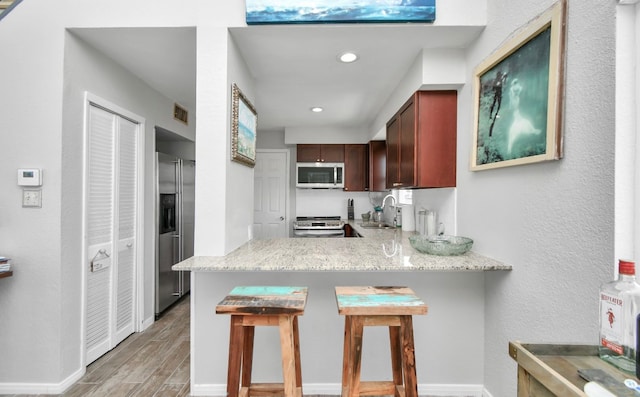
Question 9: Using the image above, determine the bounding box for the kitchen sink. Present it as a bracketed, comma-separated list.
[359, 222, 395, 229]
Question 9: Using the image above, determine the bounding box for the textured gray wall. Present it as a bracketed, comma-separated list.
[459, 1, 616, 395]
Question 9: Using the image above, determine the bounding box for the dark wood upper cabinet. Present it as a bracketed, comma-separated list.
[297, 144, 345, 162]
[369, 140, 387, 192]
[386, 90, 457, 189]
[344, 144, 368, 192]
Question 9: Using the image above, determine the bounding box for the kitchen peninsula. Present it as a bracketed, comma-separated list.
[174, 223, 511, 396]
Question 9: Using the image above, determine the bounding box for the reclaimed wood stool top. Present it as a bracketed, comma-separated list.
[216, 286, 308, 315]
[335, 286, 427, 316]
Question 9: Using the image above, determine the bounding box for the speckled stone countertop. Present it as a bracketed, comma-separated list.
[173, 220, 511, 272]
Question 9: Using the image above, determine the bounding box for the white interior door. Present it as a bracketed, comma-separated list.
[85, 97, 141, 365]
[254, 150, 289, 239]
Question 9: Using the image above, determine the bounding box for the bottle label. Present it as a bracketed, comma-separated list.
[600, 292, 624, 354]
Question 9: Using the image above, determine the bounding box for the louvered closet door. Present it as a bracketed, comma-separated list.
[114, 117, 137, 345]
[86, 105, 115, 364]
[85, 103, 139, 364]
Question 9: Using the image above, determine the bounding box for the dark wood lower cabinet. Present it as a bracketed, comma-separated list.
[343, 223, 361, 237]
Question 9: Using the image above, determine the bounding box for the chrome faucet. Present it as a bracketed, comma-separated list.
[381, 194, 398, 226]
[381, 194, 396, 209]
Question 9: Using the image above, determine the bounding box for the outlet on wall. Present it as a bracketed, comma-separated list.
[22, 189, 42, 208]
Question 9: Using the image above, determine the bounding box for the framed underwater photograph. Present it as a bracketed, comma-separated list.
[231, 83, 258, 168]
[471, 0, 566, 171]
[245, 0, 436, 25]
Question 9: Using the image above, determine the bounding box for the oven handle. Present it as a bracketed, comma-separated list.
[294, 229, 345, 237]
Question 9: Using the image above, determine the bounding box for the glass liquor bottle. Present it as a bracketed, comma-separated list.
[599, 259, 640, 373]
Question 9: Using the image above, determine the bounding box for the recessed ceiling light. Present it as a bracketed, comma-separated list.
[311, 107, 324, 113]
[338, 52, 358, 63]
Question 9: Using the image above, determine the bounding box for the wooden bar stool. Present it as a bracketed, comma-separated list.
[216, 286, 308, 397]
[335, 286, 427, 397]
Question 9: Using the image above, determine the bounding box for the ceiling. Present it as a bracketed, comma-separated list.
[72, 24, 482, 137]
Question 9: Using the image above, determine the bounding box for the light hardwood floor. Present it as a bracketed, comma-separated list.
[3, 295, 191, 397]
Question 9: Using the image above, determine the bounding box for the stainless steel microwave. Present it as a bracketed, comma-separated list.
[296, 162, 344, 189]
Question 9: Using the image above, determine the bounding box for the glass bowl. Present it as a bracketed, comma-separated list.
[409, 235, 473, 256]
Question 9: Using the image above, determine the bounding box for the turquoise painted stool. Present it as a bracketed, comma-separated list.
[216, 286, 308, 397]
[335, 286, 428, 397]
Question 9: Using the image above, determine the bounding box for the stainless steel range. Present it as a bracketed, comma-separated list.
[293, 216, 345, 238]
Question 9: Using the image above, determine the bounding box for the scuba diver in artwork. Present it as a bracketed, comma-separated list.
[487, 70, 508, 137]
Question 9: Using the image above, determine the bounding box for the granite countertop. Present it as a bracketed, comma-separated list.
[173, 220, 511, 272]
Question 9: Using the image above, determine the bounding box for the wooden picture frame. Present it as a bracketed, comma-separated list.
[471, 0, 566, 171]
[231, 83, 258, 168]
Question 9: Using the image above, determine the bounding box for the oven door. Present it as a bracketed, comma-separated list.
[294, 228, 345, 238]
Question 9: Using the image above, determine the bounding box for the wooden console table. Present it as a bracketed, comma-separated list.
[509, 341, 639, 396]
[0, 271, 12, 279]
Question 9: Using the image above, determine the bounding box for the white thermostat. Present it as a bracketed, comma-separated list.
[17, 168, 42, 186]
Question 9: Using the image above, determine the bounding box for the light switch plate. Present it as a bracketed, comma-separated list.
[22, 189, 42, 208]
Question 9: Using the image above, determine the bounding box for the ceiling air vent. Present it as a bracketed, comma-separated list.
[174, 103, 188, 125]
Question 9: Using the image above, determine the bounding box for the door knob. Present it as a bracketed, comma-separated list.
[280, 216, 285, 221]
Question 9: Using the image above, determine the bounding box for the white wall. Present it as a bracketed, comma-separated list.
[285, 126, 371, 144]
[0, 1, 65, 386]
[459, 1, 616, 395]
[224, 34, 257, 251]
[191, 5, 248, 259]
[615, 4, 638, 262]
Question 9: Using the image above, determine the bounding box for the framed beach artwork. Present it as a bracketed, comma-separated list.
[245, 0, 436, 25]
[470, 0, 566, 171]
[231, 83, 258, 168]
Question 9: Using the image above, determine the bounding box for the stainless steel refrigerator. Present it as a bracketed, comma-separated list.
[155, 152, 195, 317]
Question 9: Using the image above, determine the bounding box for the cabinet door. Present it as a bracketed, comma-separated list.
[321, 144, 345, 162]
[385, 90, 457, 189]
[415, 91, 457, 188]
[297, 144, 345, 162]
[399, 100, 416, 186]
[297, 144, 322, 162]
[344, 144, 368, 191]
[369, 140, 387, 192]
[386, 117, 400, 189]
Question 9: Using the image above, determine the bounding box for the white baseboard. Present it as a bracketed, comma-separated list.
[482, 387, 495, 397]
[421, 384, 484, 396]
[0, 367, 85, 395]
[191, 383, 227, 396]
[141, 314, 154, 331]
[191, 382, 485, 397]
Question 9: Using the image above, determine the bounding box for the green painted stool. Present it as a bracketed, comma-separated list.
[335, 286, 428, 397]
[216, 286, 308, 397]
